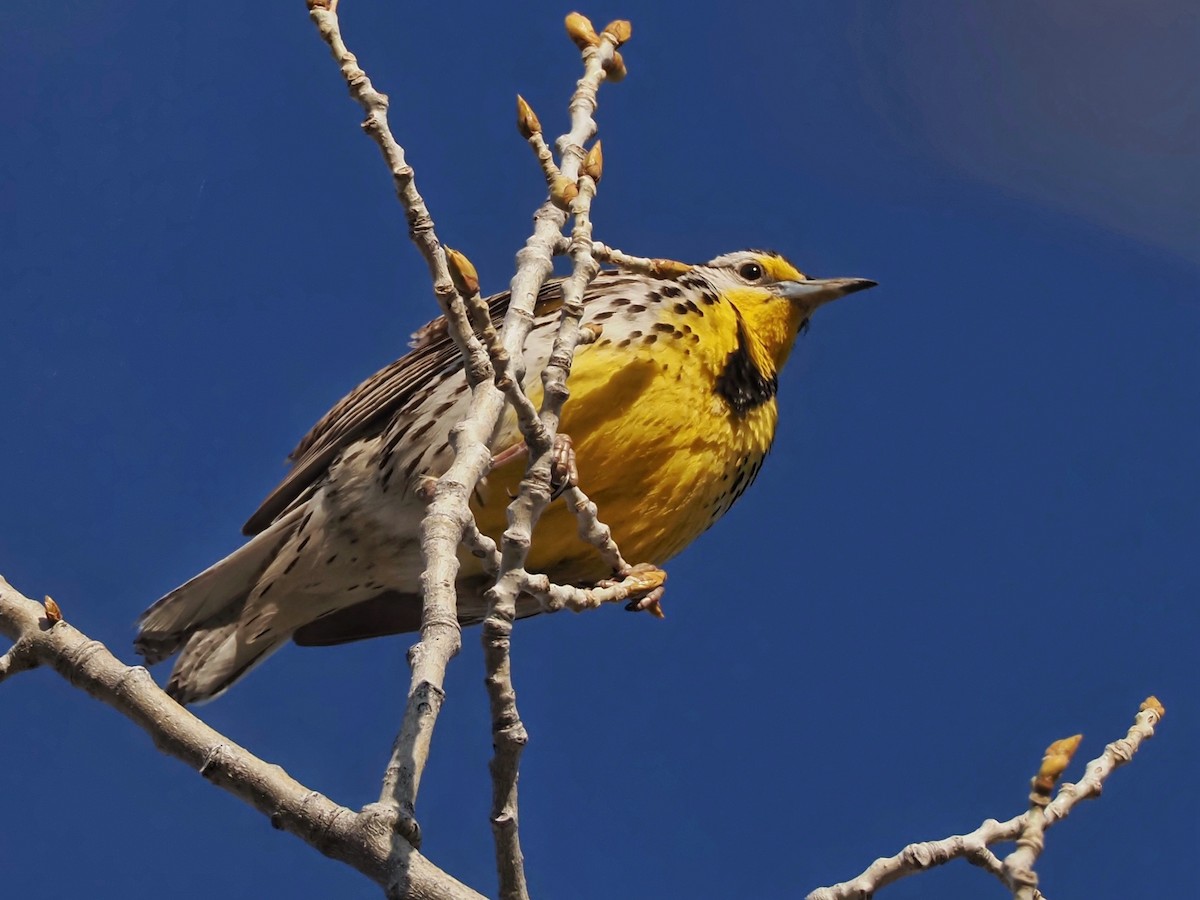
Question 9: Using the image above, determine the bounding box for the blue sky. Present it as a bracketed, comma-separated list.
[2, 2, 1196, 897]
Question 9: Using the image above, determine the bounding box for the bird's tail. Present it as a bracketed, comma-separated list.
[135, 506, 304, 704]
[161, 617, 289, 706]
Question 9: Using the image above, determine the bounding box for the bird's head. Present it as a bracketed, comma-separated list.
[697, 249, 876, 368]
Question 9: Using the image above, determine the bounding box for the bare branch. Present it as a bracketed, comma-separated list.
[306, 0, 488, 385]
[447, 247, 635, 596]
[523, 564, 666, 616]
[448, 247, 550, 454]
[591, 241, 692, 277]
[561, 484, 629, 573]
[305, 0, 499, 843]
[807, 698, 1166, 900]
[0, 635, 37, 684]
[479, 18, 631, 897]
[482, 596, 530, 900]
[398, 17, 627, 848]
[517, 95, 572, 207]
[310, 7, 638, 892]
[0, 576, 484, 900]
[1040, 696, 1164, 824]
[1004, 734, 1082, 898]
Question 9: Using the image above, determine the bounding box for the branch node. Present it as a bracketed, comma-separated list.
[198, 742, 233, 778]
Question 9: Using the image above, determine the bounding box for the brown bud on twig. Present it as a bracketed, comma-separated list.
[651, 257, 693, 278]
[582, 141, 604, 183]
[1032, 734, 1083, 798]
[516, 95, 541, 139]
[601, 20, 633, 45]
[565, 12, 599, 49]
[43, 596, 62, 624]
[604, 51, 628, 82]
[445, 247, 480, 297]
[550, 176, 579, 209]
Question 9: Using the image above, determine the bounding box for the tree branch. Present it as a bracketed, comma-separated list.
[478, 20, 631, 899]
[310, 5, 644, 894]
[807, 697, 1165, 900]
[1003, 734, 1082, 898]
[0, 576, 484, 900]
[307, 0, 497, 846]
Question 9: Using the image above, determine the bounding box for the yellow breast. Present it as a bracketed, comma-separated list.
[471, 291, 784, 584]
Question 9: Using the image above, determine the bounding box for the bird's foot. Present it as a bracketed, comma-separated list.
[549, 432, 578, 499]
[599, 562, 667, 618]
[489, 432, 579, 500]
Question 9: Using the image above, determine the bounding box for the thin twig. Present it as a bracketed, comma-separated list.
[462, 517, 501, 576]
[306, 0, 498, 842]
[591, 241, 692, 277]
[1004, 735, 1081, 898]
[0, 635, 37, 684]
[523, 564, 666, 614]
[306, 1, 489, 386]
[482, 597, 530, 900]
[517, 95, 569, 205]
[561, 484, 629, 573]
[806, 698, 1165, 900]
[480, 20, 629, 898]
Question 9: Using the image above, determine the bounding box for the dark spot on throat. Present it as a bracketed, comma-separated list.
[714, 314, 777, 416]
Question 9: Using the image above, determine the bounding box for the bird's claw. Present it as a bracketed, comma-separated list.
[549, 433, 579, 499]
[489, 433, 578, 500]
[625, 586, 666, 618]
[598, 563, 667, 619]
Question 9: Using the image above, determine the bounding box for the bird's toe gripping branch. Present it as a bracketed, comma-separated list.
[600, 562, 667, 619]
[549, 433, 579, 498]
[487, 432, 668, 619]
[490, 432, 579, 500]
[524, 563, 667, 617]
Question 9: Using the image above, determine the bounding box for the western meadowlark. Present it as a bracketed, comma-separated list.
[135, 250, 874, 703]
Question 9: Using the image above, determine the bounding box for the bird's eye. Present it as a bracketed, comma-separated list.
[738, 262, 764, 282]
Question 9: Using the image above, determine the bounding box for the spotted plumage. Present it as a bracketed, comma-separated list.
[135, 250, 874, 703]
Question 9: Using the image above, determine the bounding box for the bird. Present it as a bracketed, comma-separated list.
[135, 249, 875, 704]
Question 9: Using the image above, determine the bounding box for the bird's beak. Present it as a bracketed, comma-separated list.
[777, 277, 877, 309]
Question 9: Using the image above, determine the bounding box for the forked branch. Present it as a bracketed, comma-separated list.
[807, 698, 1166, 900]
[309, 4, 644, 895]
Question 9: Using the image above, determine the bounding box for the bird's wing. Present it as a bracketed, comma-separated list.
[242, 275, 593, 536]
